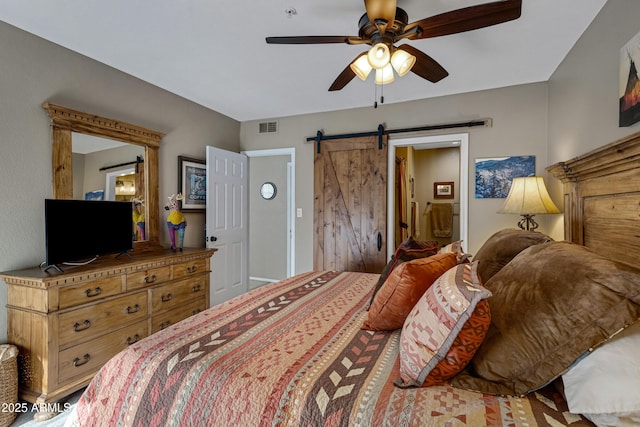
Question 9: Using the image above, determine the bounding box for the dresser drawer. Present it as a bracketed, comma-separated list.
[172, 259, 208, 280]
[58, 320, 148, 383]
[58, 291, 148, 348]
[127, 266, 171, 291]
[58, 276, 122, 309]
[150, 276, 207, 314]
[151, 298, 206, 333]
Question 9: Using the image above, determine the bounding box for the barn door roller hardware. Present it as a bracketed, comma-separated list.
[307, 119, 489, 153]
[309, 124, 385, 154]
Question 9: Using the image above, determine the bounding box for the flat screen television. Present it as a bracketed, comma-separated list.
[45, 199, 134, 271]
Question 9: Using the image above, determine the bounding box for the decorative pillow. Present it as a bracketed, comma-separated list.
[362, 253, 457, 331]
[368, 237, 439, 308]
[396, 261, 492, 387]
[472, 228, 552, 283]
[453, 242, 640, 396]
[421, 299, 491, 387]
[562, 320, 640, 421]
[438, 240, 471, 264]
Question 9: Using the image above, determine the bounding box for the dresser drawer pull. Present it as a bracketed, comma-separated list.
[192, 309, 202, 315]
[186, 265, 198, 274]
[73, 320, 91, 332]
[144, 275, 157, 284]
[73, 354, 91, 367]
[192, 284, 202, 293]
[126, 304, 141, 314]
[161, 293, 173, 302]
[126, 334, 140, 345]
[84, 287, 102, 298]
[160, 321, 171, 330]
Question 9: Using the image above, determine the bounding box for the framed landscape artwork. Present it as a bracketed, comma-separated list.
[475, 156, 535, 198]
[178, 156, 206, 211]
[620, 30, 640, 127]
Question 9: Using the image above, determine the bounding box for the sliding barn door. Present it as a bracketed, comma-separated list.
[314, 135, 387, 273]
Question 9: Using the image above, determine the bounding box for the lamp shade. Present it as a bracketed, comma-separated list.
[374, 63, 395, 85]
[367, 43, 391, 69]
[391, 49, 416, 77]
[350, 53, 372, 81]
[498, 176, 560, 215]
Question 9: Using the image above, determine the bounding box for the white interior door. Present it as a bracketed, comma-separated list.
[206, 146, 248, 306]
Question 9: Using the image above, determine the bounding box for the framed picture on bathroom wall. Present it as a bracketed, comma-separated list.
[434, 181, 454, 199]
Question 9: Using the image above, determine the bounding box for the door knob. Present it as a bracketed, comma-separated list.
[209, 236, 218, 242]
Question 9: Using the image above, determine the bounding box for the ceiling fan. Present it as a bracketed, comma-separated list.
[266, 0, 522, 91]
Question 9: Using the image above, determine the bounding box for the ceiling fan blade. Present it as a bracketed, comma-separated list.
[406, 0, 522, 39]
[328, 62, 358, 91]
[364, 0, 397, 27]
[266, 36, 355, 44]
[398, 44, 448, 83]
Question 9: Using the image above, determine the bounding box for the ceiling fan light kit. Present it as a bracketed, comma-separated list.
[367, 42, 391, 69]
[375, 64, 395, 85]
[266, 0, 522, 92]
[350, 53, 373, 80]
[390, 49, 416, 77]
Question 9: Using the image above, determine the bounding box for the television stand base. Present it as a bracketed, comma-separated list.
[43, 264, 64, 274]
[115, 251, 133, 260]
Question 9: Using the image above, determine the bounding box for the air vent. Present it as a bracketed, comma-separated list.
[259, 121, 278, 134]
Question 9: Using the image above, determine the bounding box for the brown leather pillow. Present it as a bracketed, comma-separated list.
[452, 241, 640, 396]
[363, 252, 457, 331]
[368, 237, 439, 308]
[472, 228, 552, 284]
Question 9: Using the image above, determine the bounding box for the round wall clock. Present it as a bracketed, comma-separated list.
[260, 182, 277, 200]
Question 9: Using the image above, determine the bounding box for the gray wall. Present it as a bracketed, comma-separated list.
[0, 21, 240, 342]
[546, 0, 640, 237]
[248, 155, 289, 281]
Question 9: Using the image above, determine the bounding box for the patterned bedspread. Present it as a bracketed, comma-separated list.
[70, 271, 593, 426]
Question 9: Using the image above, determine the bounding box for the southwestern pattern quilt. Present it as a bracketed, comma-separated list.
[69, 271, 593, 426]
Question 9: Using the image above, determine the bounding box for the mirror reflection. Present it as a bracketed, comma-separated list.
[72, 133, 147, 241]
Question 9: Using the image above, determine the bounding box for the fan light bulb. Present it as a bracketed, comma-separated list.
[391, 49, 416, 77]
[375, 63, 395, 85]
[367, 43, 391, 69]
[350, 53, 372, 80]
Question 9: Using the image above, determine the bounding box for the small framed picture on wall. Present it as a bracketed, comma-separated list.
[434, 181, 454, 199]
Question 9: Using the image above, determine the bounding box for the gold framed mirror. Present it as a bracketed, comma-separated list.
[42, 102, 164, 251]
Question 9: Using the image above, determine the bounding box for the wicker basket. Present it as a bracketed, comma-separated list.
[0, 345, 18, 427]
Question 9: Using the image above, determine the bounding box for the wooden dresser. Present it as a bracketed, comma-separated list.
[0, 247, 216, 419]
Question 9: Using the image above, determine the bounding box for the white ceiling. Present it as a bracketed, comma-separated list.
[0, 0, 606, 122]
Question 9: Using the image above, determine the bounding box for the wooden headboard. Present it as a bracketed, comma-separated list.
[547, 131, 640, 269]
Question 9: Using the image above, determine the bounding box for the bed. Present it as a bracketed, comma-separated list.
[67, 131, 640, 427]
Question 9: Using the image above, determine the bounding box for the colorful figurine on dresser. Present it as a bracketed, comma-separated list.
[165, 193, 187, 252]
[131, 196, 145, 241]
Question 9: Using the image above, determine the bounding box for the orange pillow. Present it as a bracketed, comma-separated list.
[362, 253, 457, 331]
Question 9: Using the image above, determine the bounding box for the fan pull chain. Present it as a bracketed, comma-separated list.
[374, 71, 386, 109]
[374, 80, 378, 108]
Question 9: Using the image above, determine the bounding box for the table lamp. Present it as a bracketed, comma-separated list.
[498, 176, 560, 231]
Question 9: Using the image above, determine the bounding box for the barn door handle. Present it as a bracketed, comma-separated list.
[377, 232, 382, 252]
